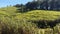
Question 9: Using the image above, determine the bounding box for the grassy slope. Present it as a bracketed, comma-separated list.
[16, 10, 60, 21]
[0, 7, 38, 34]
[0, 7, 60, 21]
[0, 7, 60, 34]
[0, 7, 17, 23]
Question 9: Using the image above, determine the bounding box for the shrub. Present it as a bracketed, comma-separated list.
[29, 18, 60, 28]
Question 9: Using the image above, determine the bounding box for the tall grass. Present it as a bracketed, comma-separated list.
[0, 16, 38, 34]
[0, 7, 60, 34]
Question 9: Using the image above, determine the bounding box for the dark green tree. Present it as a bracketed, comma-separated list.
[14, 4, 21, 8]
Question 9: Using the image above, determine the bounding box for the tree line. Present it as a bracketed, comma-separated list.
[14, 0, 60, 12]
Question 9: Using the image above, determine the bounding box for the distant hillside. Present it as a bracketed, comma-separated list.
[0, 7, 17, 15]
[16, 10, 60, 21]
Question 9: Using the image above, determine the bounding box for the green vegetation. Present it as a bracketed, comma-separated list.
[16, 10, 60, 20]
[0, 7, 60, 34]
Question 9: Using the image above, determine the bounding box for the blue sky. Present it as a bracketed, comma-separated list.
[0, 0, 32, 7]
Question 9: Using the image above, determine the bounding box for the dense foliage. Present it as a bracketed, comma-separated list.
[14, 0, 60, 12]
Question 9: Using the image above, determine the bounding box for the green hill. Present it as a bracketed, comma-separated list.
[0, 7, 60, 34]
[16, 10, 60, 21]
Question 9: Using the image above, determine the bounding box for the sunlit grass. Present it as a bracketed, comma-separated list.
[16, 10, 60, 21]
[0, 7, 60, 34]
